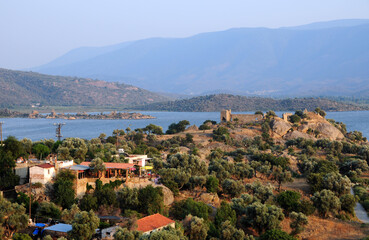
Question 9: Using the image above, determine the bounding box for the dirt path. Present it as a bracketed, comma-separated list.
[351, 188, 369, 224]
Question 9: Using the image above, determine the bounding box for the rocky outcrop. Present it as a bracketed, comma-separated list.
[298, 122, 344, 140]
[185, 125, 199, 131]
[271, 119, 292, 137]
[283, 131, 316, 140]
[314, 123, 345, 140]
[197, 192, 220, 207]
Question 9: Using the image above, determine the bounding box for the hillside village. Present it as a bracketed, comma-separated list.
[1, 108, 369, 240]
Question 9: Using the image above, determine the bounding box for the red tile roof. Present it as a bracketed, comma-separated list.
[36, 163, 54, 169]
[136, 213, 175, 233]
[80, 162, 134, 169]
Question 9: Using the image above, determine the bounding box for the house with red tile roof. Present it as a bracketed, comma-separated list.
[136, 213, 175, 234]
[30, 163, 56, 184]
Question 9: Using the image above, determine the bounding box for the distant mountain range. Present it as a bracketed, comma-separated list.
[0, 68, 169, 107]
[130, 94, 366, 112]
[31, 19, 369, 97]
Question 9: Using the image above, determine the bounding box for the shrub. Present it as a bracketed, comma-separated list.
[259, 229, 297, 240]
[276, 190, 301, 213]
[171, 198, 212, 220]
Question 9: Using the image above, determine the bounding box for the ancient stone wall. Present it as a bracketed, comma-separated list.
[231, 114, 263, 123]
[220, 109, 232, 122]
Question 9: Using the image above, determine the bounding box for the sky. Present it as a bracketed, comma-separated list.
[0, 0, 369, 70]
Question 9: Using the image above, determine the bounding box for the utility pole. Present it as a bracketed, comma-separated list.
[0, 121, 4, 147]
[54, 123, 65, 142]
[115, 129, 119, 150]
[29, 177, 32, 219]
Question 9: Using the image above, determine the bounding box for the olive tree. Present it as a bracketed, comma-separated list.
[289, 212, 308, 235]
[243, 202, 284, 233]
[311, 189, 341, 218]
[70, 210, 100, 240]
[183, 215, 208, 240]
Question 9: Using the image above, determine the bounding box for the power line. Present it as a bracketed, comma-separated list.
[53, 123, 65, 141]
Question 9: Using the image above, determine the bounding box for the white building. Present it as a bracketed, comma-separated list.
[29, 163, 56, 184]
[29, 160, 74, 184]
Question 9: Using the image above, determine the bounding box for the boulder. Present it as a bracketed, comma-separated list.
[271, 119, 292, 137]
[197, 192, 220, 207]
[314, 122, 345, 140]
[185, 125, 199, 131]
[283, 131, 316, 140]
[298, 122, 344, 140]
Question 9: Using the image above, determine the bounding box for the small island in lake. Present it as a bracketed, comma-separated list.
[0, 108, 155, 120]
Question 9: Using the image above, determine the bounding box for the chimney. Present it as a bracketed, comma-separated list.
[54, 156, 58, 174]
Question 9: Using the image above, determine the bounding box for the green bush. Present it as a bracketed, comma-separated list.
[171, 198, 212, 220]
[259, 229, 297, 240]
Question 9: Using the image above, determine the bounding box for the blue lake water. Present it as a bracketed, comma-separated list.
[0, 111, 368, 141]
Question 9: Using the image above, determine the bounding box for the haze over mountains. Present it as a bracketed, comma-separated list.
[31, 19, 369, 97]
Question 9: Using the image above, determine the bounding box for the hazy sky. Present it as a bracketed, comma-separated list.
[1, 0, 369, 69]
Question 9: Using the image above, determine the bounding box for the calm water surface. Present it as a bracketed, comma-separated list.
[0, 111, 368, 141]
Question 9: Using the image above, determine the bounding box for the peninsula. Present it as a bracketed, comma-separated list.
[0, 108, 155, 120]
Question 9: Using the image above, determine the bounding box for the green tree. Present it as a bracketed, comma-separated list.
[183, 215, 208, 240]
[259, 229, 296, 240]
[13, 233, 32, 240]
[321, 172, 351, 196]
[222, 179, 245, 198]
[95, 187, 118, 207]
[57, 138, 88, 163]
[37, 202, 61, 219]
[32, 144, 50, 159]
[79, 194, 98, 211]
[270, 166, 293, 192]
[166, 120, 191, 134]
[0, 196, 29, 238]
[206, 175, 219, 193]
[138, 185, 164, 215]
[311, 189, 341, 218]
[143, 124, 163, 135]
[340, 194, 357, 215]
[219, 220, 250, 240]
[231, 194, 257, 216]
[245, 181, 274, 203]
[213, 127, 230, 143]
[61, 204, 81, 224]
[117, 187, 139, 212]
[89, 157, 106, 179]
[70, 210, 100, 240]
[289, 212, 308, 235]
[243, 202, 284, 233]
[114, 227, 141, 240]
[171, 198, 212, 220]
[3, 136, 26, 159]
[215, 201, 237, 228]
[52, 169, 76, 209]
[0, 150, 20, 190]
[276, 191, 301, 213]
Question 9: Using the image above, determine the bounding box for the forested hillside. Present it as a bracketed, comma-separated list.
[131, 94, 366, 112]
[0, 68, 169, 107]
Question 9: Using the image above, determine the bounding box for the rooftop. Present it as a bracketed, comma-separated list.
[80, 162, 134, 169]
[69, 165, 90, 171]
[136, 213, 175, 233]
[35, 163, 54, 169]
[44, 223, 72, 233]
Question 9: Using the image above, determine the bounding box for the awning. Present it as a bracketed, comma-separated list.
[44, 223, 72, 233]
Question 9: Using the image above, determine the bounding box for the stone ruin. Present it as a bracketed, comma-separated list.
[220, 109, 263, 123]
